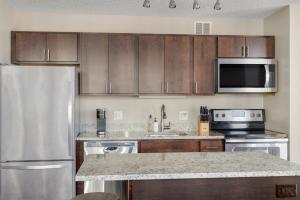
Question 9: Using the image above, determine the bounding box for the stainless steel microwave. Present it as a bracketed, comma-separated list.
[216, 59, 277, 93]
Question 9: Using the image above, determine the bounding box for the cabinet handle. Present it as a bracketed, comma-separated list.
[109, 82, 112, 94]
[246, 46, 249, 57]
[47, 48, 50, 61]
[43, 48, 47, 61]
[241, 46, 245, 57]
[105, 82, 108, 94]
[194, 81, 198, 94]
[166, 82, 169, 93]
[206, 146, 219, 150]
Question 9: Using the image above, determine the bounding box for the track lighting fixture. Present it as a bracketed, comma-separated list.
[169, 0, 176, 9]
[141, 0, 222, 11]
[214, 0, 221, 10]
[193, 0, 200, 10]
[143, 0, 150, 8]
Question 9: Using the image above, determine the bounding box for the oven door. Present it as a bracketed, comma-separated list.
[216, 59, 277, 93]
[225, 142, 287, 160]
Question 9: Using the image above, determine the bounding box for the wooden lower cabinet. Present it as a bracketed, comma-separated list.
[139, 140, 200, 153]
[139, 139, 224, 153]
[200, 140, 224, 152]
[129, 177, 300, 200]
[76, 141, 84, 195]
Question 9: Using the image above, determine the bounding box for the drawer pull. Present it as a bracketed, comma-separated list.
[206, 146, 219, 149]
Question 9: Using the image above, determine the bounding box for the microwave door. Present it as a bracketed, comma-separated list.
[217, 59, 277, 93]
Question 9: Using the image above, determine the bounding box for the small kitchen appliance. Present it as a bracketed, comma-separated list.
[97, 108, 106, 135]
[210, 109, 288, 160]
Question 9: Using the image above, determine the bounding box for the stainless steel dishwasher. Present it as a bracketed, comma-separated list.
[83, 141, 138, 200]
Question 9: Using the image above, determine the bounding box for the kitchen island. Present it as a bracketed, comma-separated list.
[76, 152, 300, 200]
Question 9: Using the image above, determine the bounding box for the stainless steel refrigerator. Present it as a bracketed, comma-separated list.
[0, 65, 78, 200]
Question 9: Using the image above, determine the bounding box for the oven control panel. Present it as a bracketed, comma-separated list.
[211, 109, 264, 122]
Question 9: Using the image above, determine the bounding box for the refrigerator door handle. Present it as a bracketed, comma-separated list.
[67, 81, 74, 158]
[1, 164, 65, 170]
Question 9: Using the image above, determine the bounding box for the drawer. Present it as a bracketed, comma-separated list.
[139, 140, 200, 153]
[200, 140, 224, 152]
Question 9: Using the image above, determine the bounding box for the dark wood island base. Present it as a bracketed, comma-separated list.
[129, 177, 300, 200]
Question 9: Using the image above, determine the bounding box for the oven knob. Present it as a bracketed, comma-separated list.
[222, 114, 226, 118]
[215, 114, 219, 118]
[250, 113, 255, 118]
[257, 113, 261, 118]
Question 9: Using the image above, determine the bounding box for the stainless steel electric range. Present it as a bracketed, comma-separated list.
[210, 109, 288, 160]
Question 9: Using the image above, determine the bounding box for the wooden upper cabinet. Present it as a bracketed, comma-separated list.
[12, 31, 78, 64]
[109, 34, 138, 95]
[13, 32, 47, 62]
[138, 35, 165, 95]
[218, 36, 275, 58]
[164, 36, 193, 95]
[79, 33, 109, 94]
[194, 36, 217, 95]
[218, 36, 245, 58]
[245, 37, 275, 58]
[46, 33, 78, 62]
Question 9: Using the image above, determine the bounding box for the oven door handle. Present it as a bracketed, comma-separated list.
[264, 64, 270, 88]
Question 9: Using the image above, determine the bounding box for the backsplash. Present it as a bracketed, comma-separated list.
[79, 94, 263, 133]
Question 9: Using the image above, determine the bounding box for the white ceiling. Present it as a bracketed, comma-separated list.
[7, 0, 300, 18]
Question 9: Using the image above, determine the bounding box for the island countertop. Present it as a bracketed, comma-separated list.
[76, 152, 300, 182]
[76, 131, 224, 141]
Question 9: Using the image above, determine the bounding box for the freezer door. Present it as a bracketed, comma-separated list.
[0, 161, 74, 200]
[1, 65, 75, 161]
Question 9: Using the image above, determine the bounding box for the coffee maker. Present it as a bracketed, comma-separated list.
[97, 108, 106, 135]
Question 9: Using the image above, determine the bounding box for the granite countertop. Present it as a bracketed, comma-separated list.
[76, 131, 224, 141]
[76, 152, 300, 181]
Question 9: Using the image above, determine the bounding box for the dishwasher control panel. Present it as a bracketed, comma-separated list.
[84, 141, 138, 158]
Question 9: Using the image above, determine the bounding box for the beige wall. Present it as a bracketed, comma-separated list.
[2, 4, 265, 131]
[263, 7, 290, 133]
[0, 0, 15, 63]
[289, 4, 300, 164]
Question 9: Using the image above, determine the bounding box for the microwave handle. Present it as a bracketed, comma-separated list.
[264, 65, 270, 87]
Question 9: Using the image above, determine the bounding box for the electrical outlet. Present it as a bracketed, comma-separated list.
[114, 111, 123, 121]
[179, 111, 189, 121]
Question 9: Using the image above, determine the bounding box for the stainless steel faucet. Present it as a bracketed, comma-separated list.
[160, 104, 171, 132]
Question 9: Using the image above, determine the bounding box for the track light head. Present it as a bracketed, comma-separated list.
[214, 0, 221, 10]
[193, 0, 200, 9]
[169, 0, 176, 9]
[143, 0, 150, 8]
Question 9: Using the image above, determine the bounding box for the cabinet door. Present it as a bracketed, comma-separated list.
[13, 32, 47, 62]
[109, 34, 138, 94]
[79, 33, 108, 94]
[76, 141, 84, 195]
[139, 140, 200, 153]
[218, 36, 245, 58]
[194, 36, 217, 95]
[200, 140, 224, 152]
[246, 37, 275, 58]
[47, 33, 78, 62]
[165, 36, 193, 95]
[139, 35, 164, 94]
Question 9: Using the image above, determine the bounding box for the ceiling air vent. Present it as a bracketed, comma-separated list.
[194, 21, 211, 35]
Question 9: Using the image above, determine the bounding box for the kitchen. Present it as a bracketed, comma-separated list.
[1, 0, 300, 200]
